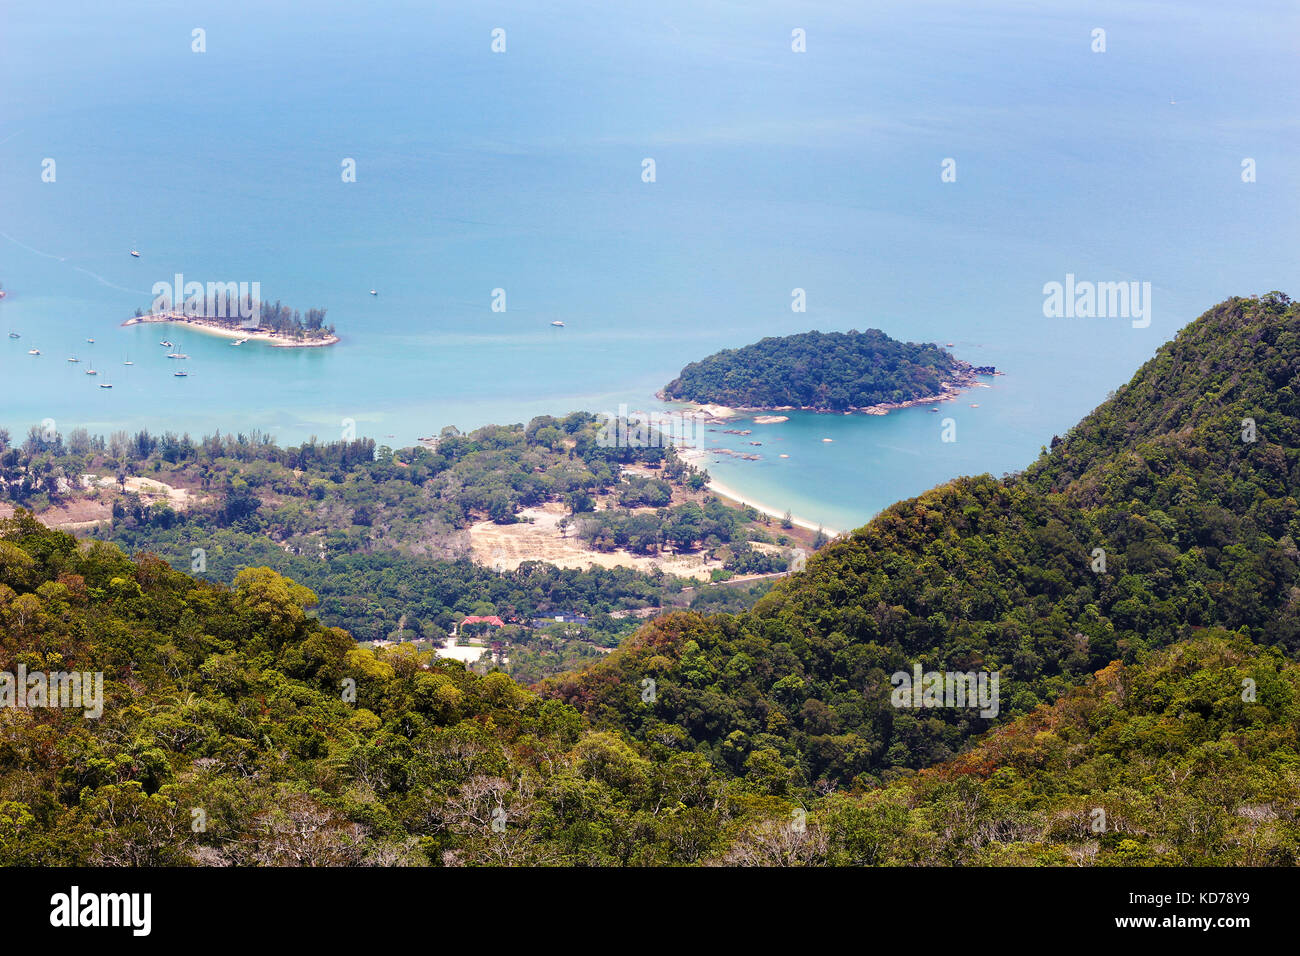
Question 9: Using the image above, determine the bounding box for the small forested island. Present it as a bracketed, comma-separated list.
[123, 298, 338, 347]
[660, 328, 996, 414]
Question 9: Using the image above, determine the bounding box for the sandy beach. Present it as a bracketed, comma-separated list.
[121, 312, 340, 348]
[706, 477, 840, 537]
[678, 447, 839, 536]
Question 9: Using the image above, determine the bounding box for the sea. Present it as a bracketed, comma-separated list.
[2, 0, 1297, 532]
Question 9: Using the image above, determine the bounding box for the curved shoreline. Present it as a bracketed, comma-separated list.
[706, 475, 840, 537]
[677, 447, 840, 536]
[121, 312, 339, 348]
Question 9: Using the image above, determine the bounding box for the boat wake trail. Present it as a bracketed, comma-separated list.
[70, 265, 146, 295]
[0, 230, 67, 262]
[0, 231, 149, 295]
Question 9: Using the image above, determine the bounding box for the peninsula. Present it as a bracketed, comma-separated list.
[659, 328, 995, 417]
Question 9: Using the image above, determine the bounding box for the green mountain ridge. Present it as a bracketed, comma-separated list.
[547, 293, 1300, 784]
[718, 632, 1300, 865]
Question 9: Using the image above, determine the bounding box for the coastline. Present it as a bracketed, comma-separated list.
[657, 362, 999, 421]
[708, 475, 840, 537]
[656, 357, 1001, 538]
[121, 312, 340, 348]
[678, 447, 840, 536]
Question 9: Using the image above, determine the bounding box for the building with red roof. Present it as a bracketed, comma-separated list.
[460, 615, 505, 628]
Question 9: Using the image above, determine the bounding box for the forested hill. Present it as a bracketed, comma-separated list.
[787, 632, 1300, 866]
[548, 293, 1300, 787]
[660, 329, 980, 411]
[2, 508, 1296, 864]
[1025, 292, 1300, 489]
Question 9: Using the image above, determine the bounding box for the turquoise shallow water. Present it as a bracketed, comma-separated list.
[1, 0, 1297, 532]
[691, 391, 1026, 535]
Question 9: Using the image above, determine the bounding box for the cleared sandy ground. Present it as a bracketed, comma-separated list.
[0, 475, 206, 531]
[469, 501, 726, 580]
[82, 474, 202, 508]
[0, 498, 112, 530]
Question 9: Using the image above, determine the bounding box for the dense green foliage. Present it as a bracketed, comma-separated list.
[714, 632, 1300, 865]
[573, 497, 781, 561]
[1, 510, 1294, 865]
[105, 524, 676, 643]
[2, 411, 784, 680]
[661, 329, 970, 410]
[2, 411, 698, 533]
[0, 513, 716, 864]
